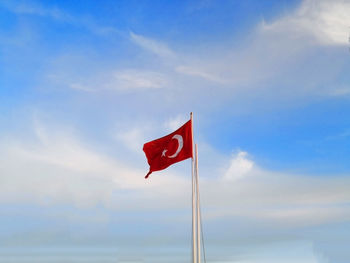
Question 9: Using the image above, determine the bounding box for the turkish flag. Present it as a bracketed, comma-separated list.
[143, 120, 193, 179]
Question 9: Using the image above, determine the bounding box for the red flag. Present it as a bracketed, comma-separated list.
[143, 120, 193, 179]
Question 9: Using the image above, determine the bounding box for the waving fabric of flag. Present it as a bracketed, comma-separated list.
[143, 120, 193, 179]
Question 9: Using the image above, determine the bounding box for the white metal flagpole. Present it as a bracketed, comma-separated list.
[195, 144, 201, 263]
[190, 113, 197, 263]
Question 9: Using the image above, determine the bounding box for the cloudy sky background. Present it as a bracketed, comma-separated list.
[0, 0, 350, 262]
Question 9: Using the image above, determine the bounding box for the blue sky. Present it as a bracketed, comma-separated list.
[0, 0, 350, 262]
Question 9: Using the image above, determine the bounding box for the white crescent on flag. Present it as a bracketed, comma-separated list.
[167, 134, 183, 158]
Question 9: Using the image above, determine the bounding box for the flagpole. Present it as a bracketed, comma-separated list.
[190, 112, 197, 263]
[195, 144, 201, 263]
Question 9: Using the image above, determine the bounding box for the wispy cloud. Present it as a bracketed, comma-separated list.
[130, 32, 176, 59]
[0, 120, 142, 207]
[261, 0, 350, 46]
[1, 1, 119, 36]
[37, 0, 348, 106]
[223, 151, 254, 181]
[199, 151, 350, 226]
[124, 1, 349, 109]
[45, 56, 169, 92]
[114, 127, 149, 153]
[1, 1, 349, 261]
[6, 1, 71, 20]
[0, 117, 193, 209]
[113, 70, 167, 90]
[175, 65, 227, 84]
[328, 86, 350, 96]
[129, 32, 228, 84]
[1, 118, 349, 227]
[163, 115, 189, 132]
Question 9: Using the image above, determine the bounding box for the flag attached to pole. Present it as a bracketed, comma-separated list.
[143, 119, 193, 179]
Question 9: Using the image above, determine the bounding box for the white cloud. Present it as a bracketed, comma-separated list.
[261, 0, 350, 46]
[223, 151, 254, 181]
[113, 114, 192, 155]
[124, 1, 350, 105]
[328, 86, 350, 96]
[0, 118, 192, 210]
[114, 127, 148, 153]
[0, 118, 350, 227]
[40, 0, 349, 105]
[129, 0, 350, 103]
[163, 115, 189, 132]
[0, 123, 140, 207]
[69, 82, 96, 92]
[6, 1, 70, 20]
[130, 32, 176, 59]
[112, 69, 167, 90]
[192, 148, 350, 227]
[1, 1, 119, 36]
[175, 65, 227, 84]
[46, 60, 169, 92]
[129, 32, 226, 85]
